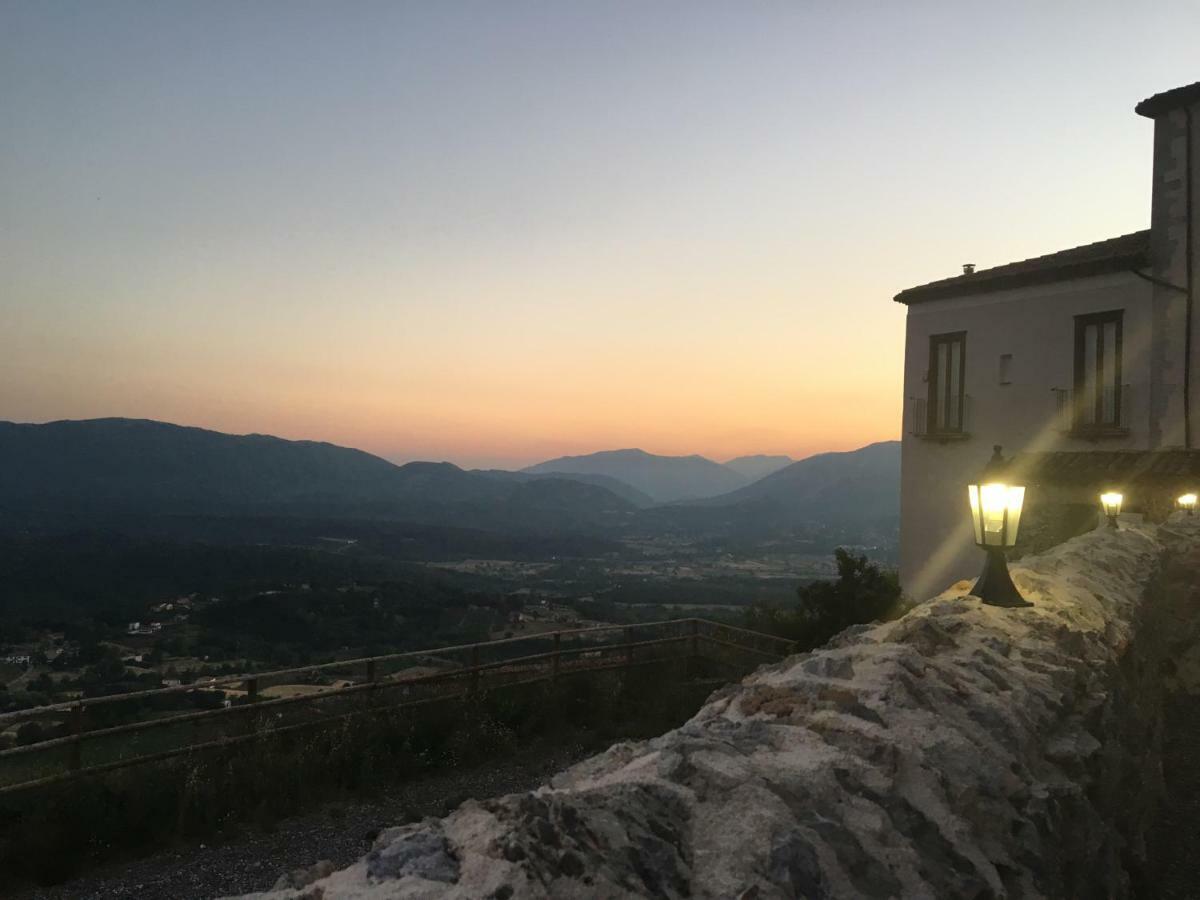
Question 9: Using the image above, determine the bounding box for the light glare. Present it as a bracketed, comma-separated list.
[968, 482, 1025, 547]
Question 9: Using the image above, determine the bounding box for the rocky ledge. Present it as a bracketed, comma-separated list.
[234, 518, 1200, 899]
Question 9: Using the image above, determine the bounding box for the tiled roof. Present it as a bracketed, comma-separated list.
[893, 230, 1151, 305]
[1135, 81, 1200, 118]
[1013, 450, 1200, 486]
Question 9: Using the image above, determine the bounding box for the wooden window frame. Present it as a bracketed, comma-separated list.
[927, 331, 967, 435]
[1072, 310, 1124, 432]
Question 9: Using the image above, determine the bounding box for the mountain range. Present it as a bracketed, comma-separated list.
[0, 419, 635, 536]
[722, 454, 794, 482]
[0, 418, 898, 538]
[526, 449, 751, 503]
[525, 450, 795, 502]
[688, 440, 901, 523]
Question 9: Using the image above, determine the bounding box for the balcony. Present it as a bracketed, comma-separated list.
[1052, 385, 1131, 439]
[909, 395, 972, 442]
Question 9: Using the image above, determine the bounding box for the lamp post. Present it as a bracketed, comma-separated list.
[967, 446, 1031, 608]
[1099, 492, 1123, 529]
[1179, 493, 1197, 516]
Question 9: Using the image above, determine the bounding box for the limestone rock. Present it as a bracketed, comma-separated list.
[271, 860, 335, 891]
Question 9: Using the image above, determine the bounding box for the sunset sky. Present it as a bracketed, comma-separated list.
[3, 2, 1197, 469]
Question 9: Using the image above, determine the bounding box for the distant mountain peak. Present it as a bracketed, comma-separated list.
[556, 448, 650, 460]
[688, 440, 900, 524]
[397, 460, 464, 474]
[523, 448, 746, 503]
[722, 454, 794, 483]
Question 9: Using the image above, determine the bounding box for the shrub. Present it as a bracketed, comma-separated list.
[745, 549, 902, 649]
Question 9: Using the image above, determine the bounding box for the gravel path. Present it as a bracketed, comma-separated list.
[10, 739, 597, 900]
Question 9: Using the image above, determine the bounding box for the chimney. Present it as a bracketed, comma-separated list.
[962, 263, 976, 275]
[1136, 83, 1200, 286]
[1136, 82, 1200, 449]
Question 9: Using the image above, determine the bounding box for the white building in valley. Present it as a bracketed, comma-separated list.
[896, 80, 1200, 599]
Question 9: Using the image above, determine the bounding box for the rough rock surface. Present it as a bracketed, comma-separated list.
[1146, 544, 1200, 897]
[232, 518, 1199, 899]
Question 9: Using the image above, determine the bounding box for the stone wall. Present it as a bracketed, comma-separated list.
[236, 518, 1200, 900]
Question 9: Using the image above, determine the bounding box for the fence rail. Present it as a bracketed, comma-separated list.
[0, 618, 793, 796]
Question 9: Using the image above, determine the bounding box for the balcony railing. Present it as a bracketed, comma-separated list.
[1052, 385, 1131, 437]
[909, 395, 972, 440]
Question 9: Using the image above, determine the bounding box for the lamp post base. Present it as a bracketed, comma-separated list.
[972, 548, 1031, 608]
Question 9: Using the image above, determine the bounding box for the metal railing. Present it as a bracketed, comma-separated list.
[1052, 384, 1131, 434]
[909, 394, 972, 438]
[0, 618, 794, 795]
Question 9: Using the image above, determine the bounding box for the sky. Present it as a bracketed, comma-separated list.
[2, 2, 1198, 469]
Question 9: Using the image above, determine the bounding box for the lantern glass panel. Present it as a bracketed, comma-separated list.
[1100, 492, 1123, 518]
[1179, 493, 1197, 511]
[968, 482, 1024, 547]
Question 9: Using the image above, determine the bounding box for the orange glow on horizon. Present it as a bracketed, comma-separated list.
[4, 4, 1178, 469]
[3, 255, 906, 469]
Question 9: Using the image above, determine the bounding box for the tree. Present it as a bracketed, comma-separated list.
[745, 549, 902, 649]
[86, 651, 126, 684]
[30, 672, 55, 694]
[795, 549, 902, 646]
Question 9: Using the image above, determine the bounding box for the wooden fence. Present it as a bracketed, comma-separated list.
[0, 618, 793, 796]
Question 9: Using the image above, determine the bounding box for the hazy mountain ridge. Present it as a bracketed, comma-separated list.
[523, 448, 748, 503]
[690, 440, 900, 522]
[0, 420, 898, 539]
[0, 419, 636, 535]
[474, 468, 655, 508]
[722, 454, 794, 482]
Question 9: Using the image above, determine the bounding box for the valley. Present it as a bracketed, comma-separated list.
[0, 523, 895, 721]
[0, 418, 897, 737]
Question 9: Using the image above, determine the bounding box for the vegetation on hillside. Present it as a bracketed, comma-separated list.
[744, 548, 904, 648]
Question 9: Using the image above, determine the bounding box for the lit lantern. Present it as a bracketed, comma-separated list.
[1179, 493, 1198, 516]
[1099, 492, 1123, 528]
[967, 482, 1026, 547]
[966, 446, 1031, 608]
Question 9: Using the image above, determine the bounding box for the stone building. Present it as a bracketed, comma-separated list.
[896, 80, 1200, 599]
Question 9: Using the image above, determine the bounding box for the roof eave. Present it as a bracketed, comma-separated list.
[1135, 81, 1200, 118]
[893, 251, 1149, 306]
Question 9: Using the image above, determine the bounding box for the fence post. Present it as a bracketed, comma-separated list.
[624, 627, 633, 669]
[68, 702, 84, 772]
[366, 659, 377, 684]
[552, 632, 561, 683]
[470, 645, 480, 694]
[247, 678, 258, 702]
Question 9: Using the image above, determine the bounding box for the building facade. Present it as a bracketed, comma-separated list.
[896, 81, 1200, 600]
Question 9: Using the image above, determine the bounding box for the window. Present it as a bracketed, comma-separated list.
[927, 331, 966, 433]
[1073, 310, 1123, 430]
